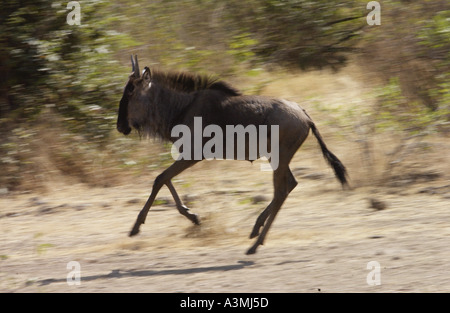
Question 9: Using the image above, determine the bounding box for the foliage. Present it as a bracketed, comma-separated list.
[227, 33, 259, 64]
[361, 1, 450, 119]
[374, 77, 448, 135]
[0, 0, 367, 123]
[222, 0, 366, 70]
[0, 0, 138, 141]
[417, 9, 450, 123]
[0, 0, 449, 190]
[110, 0, 366, 73]
[0, 0, 140, 190]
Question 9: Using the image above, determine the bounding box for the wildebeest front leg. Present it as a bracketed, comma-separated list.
[166, 180, 200, 225]
[129, 160, 198, 236]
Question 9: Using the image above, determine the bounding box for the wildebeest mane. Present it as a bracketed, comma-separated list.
[150, 69, 241, 96]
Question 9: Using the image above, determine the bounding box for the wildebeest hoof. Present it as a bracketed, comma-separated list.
[129, 225, 140, 237]
[190, 213, 200, 225]
[249, 229, 259, 239]
[246, 246, 258, 255]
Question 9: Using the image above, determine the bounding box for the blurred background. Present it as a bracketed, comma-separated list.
[0, 0, 448, 192]
[1, 0, 450, 293]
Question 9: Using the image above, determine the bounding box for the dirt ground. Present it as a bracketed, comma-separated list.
[1, 147, 449, 293]
[1, 65, 449, 293]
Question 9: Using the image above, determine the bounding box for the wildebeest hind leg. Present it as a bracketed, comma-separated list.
[246, 166, 297, 254]
[249, 169, 297, 239]
[249, 202, 273, 239]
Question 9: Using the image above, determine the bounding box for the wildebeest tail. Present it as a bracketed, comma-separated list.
[310, 122, 348, 188]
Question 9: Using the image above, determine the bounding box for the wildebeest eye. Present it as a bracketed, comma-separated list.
[126, 83, 134, 94]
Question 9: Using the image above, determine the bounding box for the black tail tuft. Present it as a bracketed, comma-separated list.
[310, 123, 348, 188]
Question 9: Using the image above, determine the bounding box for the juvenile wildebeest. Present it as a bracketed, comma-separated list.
[117, 55, 348, 254]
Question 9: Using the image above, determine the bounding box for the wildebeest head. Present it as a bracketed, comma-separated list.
[117, 55, 152, 135]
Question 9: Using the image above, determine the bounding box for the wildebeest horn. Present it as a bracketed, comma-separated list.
[130, 55, 140, 78]
[134, 55, 140, 78]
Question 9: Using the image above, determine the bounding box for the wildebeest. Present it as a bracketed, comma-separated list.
[117, 55, 348, 254]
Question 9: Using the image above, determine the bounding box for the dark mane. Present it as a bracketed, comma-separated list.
[150, 69, 241, 96]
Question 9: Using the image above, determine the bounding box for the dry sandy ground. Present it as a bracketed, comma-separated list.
[1, 151, 449, 293]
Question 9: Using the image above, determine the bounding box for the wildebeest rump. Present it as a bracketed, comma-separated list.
[117, 55, 348, 254]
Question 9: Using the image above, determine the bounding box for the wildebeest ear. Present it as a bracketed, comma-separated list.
[142, 66, 151, 84]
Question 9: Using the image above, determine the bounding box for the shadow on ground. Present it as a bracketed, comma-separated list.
[38, 260, 255, 286]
